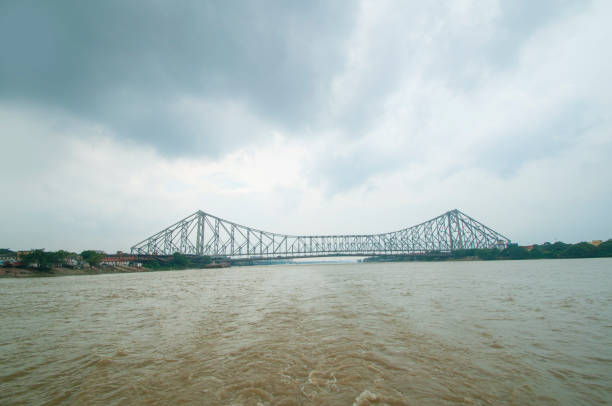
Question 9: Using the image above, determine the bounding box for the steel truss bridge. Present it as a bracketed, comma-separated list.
[130, 209, 510, 259]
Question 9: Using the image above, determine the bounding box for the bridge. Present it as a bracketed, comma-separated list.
[130, 209, 510, 259]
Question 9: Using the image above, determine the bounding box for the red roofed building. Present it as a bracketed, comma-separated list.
[100, 255, 139, 266]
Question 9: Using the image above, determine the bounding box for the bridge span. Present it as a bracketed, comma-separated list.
[130, 209, 510, 259]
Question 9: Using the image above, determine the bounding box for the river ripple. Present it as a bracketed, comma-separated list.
[1, 259, 611, 405]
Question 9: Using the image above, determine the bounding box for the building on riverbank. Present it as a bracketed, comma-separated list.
[100, 255, 142, 267]
[0, 249, 18, 266]
[0, 254, 17, 266]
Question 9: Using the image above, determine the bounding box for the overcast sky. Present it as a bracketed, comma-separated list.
[1, 0, 611, 252]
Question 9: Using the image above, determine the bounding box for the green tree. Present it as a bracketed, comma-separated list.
[561, 242, 597, 258]
[529, 245, 545, 259]
[549, 242, 569, 258]
[81, 250, 105, 266]
[52, 250, 70, 266]
[596, 240, 612, 257]
[477, 249, 498, 260]
[21, 249, 53, 270]
[172, 252, 189, 267]
[501, 246, 530, 260]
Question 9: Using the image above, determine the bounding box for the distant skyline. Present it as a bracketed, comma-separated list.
[1, 1, 611, 252]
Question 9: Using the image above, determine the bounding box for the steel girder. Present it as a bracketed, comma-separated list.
[130, 209, 510, 258]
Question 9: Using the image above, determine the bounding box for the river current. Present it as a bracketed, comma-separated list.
[1, 259, 611, 405]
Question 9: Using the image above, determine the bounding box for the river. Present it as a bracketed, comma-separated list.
[1, 259, 611, 405]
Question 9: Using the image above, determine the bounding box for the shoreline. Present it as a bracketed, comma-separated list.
[0, 265, 157, 278]
[3, 256, 611, 278]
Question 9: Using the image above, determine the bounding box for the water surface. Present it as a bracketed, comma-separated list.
[1, 259, 611, 405]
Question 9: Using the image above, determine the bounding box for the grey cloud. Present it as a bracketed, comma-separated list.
[0, 0, 588, 160]
[309, 0, 604, 191]
[0, 0, 357, 156]
[485, 0, 590, 68]
[424, 1, 590, 88]
[333, 1, 590, 134]
[474, 101, 600, 177]
[309, 144, 402, 194]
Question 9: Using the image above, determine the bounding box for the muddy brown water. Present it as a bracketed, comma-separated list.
[1, 259, 611, 405]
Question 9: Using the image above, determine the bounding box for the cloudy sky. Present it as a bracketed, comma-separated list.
[1, 0, 611, 252]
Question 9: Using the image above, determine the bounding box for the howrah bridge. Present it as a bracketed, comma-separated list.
[130, 209, 511, 259]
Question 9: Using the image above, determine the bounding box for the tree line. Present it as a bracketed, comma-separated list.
[14, 250, 106, 270]
[451, 240, 612, 260]
[0, 249, 107, 270]
[1, 249, 213, 271]
[143, 252, 212, 270]
[364, 239, 612, 262]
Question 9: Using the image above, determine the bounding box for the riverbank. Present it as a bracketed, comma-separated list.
[0, 265, 153, 278]
[0, 261, 232, 277]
